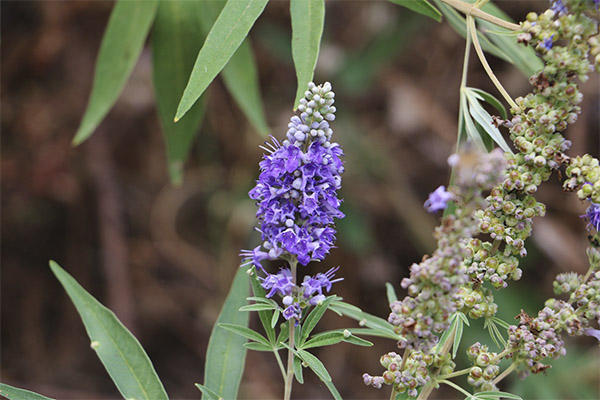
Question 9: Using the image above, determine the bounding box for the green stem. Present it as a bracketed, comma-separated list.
[417, 326, 457, 400]
[438, 379, 475, 398]
[389, 386, 398, 400]
[492, 362, 517, 385]
[283, 260, 298, 400]
[467, 16, 520, 111]
[274, 349, 287, 381]
[437, 367, 472, 380]
[439, 0, 521, 31]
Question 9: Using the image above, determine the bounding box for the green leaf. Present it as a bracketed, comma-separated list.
[249, 273, 277, 344]
[175, 0, 268, 121]
[475, 391, 522, 400]
[293, 354, 305, 384]
[329, 301, 402, 340]
[296, 348, 331, 382]
[388, 0, 442, 22]
[323, 380, 343, 400]
[73, 0, 159, 145]
[276, 320, 290, 348]
[243, 341, 274, 352]
[290, 0, 325, 109]
[196, 0, 269, 136]
[453, 313, 465, 359]
[301, 331, 344, 349]
[469, 88, 507, 119]
[194, 383, 221, 400]
[49, 261, 168, 400]
[0, 384, 55, 400]
[343, 333, 373, 347]
[152, 0, 206, 185]
[464, 88, 513, 153]
[202, 266, 250, 400]
[218, 323, 271, 347]
[239, 303, 278, 312]
[460, 94, 487, 152]
[299, 296, 335, 346]
[385, 282, 398, 304]
[271, 308, 281, 328]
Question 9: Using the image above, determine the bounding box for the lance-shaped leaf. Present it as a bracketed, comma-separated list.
[464, 88, 513, 154]
[73, 0, 159, 145]
[49, 261, 168, 400]
[175, 0, 269, 121]
[0, 384, 55, 400]
[196, 0, 269, 136]
[299, 296, 335, 346]
[200, 266, 250, 400]
[290, 0, 325, 109]
[388, 0, 442, 22]
[152, 0, 206, 185]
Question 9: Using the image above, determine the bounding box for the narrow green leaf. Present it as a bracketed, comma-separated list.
[469, 88, 507, 119]
[492, 316, 510, 329]
[194, 383, 221, 400]
[239, 303, 278, 312]
[346, 327, 403, 339]
[385, 282, 398, 304]
[465, 89, 512, 153]
[290, 0, 325, 109]
[73, 0, 159, 145]
[296, 349, 332, 382]
[175, 0, 268, 121]
[329, 301, 401, 339]
[436, 313, 458, 353]
[219, 323, 271, 347]
[453, 313, 464, 359]
[476, 391, 522, 400]
[246, 296, 273, 304]
[196, 0, 269, 136]
[243, 341, 274, 352]
[324, 380, 343, 400]
[301, 331, 345, 349]
[0, 384, 55, 400]
[277, 320, 290, 348]
[388, 0, 442, 22]
[457, 311, 470, 326]
[152, 0, 206, 185]
[293, 354, 305, 384]
[49, 261, 168, 400]
[271, 308, 281, 328]
[461, 95, 487, 152]
[343, 333, 373, 347]
[299, 296, 335, 346]
[202, 266, 250, 400]
[249, 274, 277, 344]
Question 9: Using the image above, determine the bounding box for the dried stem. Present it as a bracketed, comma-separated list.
[440, 0, 521, 31]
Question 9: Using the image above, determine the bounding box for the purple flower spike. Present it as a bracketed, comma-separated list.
[424, 185, 453, 213]
[582, 202, 600, 231]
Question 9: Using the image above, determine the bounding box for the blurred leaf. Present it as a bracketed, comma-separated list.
[386, 282, 398, 304]
[290, 0, 325, 109]
[249, 273, 277, 344]
[0, 384, 55, 400]
[152, 0, 206, 185]
[73, 0, 158, 145]
[472, 391, 522, 400]
[388, 0, 442, 22]
[293, 354, 305, 384]
[239, 303, 278, 312]
[196, 0, 269, 136]
[202, 266, 250, 400]
[175, 0, 268, 121]
[49, 261, 168, 400]
[464, 88, 513, 153]
[299, 296, 335, 346]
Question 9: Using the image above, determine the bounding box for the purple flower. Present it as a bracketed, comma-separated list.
[550, 0, 567, 16]
[260, 268, 294, 298]
[423, 185, 453, 213]
[241, 82, 344, 268]
[282, 303, 302, 320]
[582, 202, 600, 231]
[540, 34, 555, 51]
[302, 266, 343, 298]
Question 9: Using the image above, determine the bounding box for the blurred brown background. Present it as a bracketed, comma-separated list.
[1, 1, 599, 399]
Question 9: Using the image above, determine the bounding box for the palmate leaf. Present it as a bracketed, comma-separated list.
[73, 0, 159, 145]
[175, 0, 268, 121]
[388, 0, 442, 22]
[152, 0, 206, 185]
[290, 0, 325, 109]
[0, 384, 55, 400]
[49, 261, 168, 400]
[200, 266, 250, 400]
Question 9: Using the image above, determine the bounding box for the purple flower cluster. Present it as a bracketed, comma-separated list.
[260, 266, 342, 320]
[241, 82, 344, 269]
[424, 185, 453, 213]
[550, 0, 568, 16]
[582, 202, 600, 231]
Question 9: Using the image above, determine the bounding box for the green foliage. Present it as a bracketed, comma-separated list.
[175, 0, 268, 121]
[73, 0, 159, 145]
[290, 0, 325, 109]
[463, 87, 513, 153]
[388, 0, 442, 22]
[49, 261, 168, 400]
[201, 266, 250, 400]
[152, 0, 206, 185]
[0, 384, 55, 400]
[329, 300, 403, 340]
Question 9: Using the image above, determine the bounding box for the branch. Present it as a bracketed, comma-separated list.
[440, 0, 521, 31]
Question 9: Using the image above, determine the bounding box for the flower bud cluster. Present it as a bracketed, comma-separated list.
[564, 154, 600, 203]
[387, 150, 506, 352]
[454, 286, 498, 318]
[466, 342, 501, 392]
[258, 266, 342, 320]
[240, 82, 344, 269]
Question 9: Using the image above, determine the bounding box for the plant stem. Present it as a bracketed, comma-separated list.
[417, 326, 457, 400]
[389, 386, 398, 400]
[274, 349, 287, 381]
[439, 379, 474, 398]
[440, 0, 521, 31]
[467, 16, 520, 111]
[437, 367, 472, 380]
[492, 361, 517, 385]
[283, 260, 298, 400]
